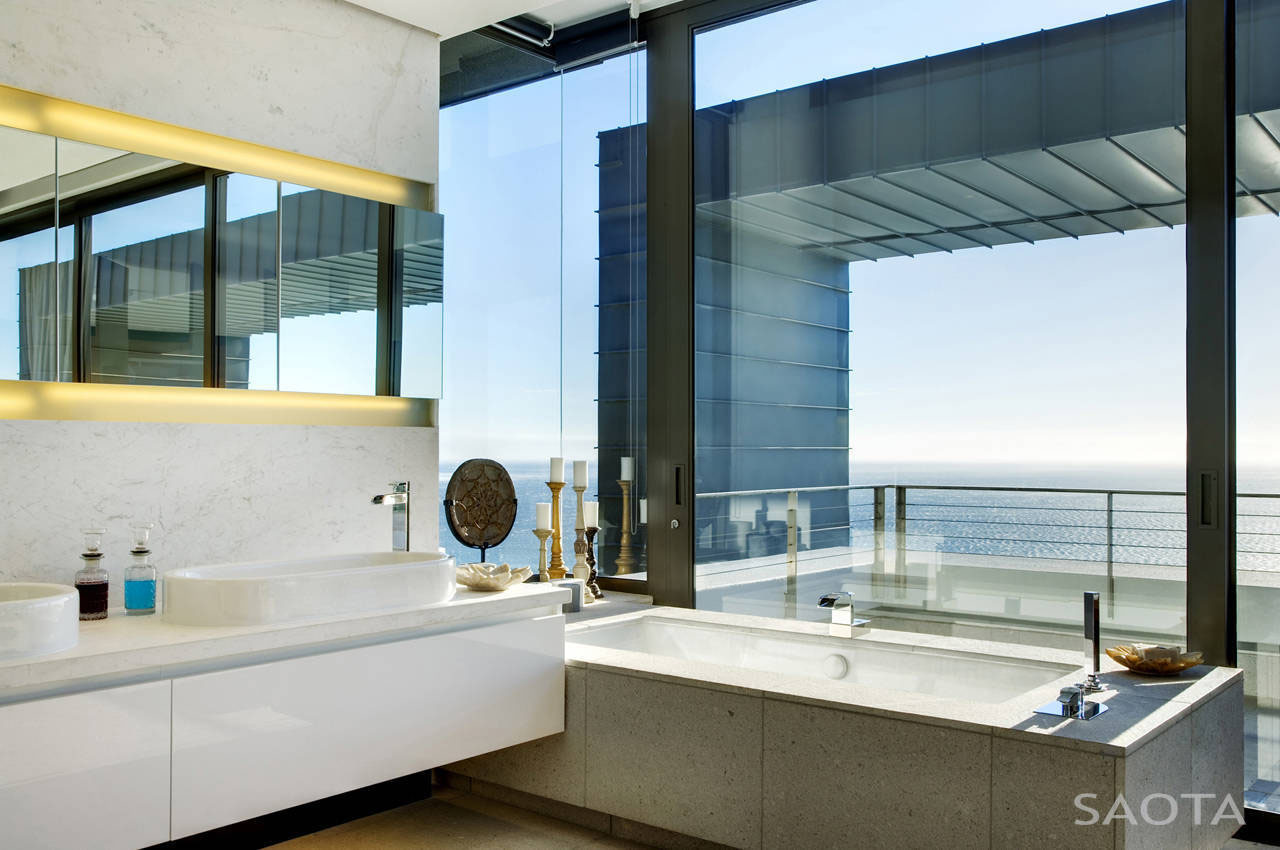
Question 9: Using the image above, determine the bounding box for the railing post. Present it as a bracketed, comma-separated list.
[894, 486, 908, 574]
[785, 490, 798, 619]
[873, 486, 886, 577]
[1106, 491, 1115, 618]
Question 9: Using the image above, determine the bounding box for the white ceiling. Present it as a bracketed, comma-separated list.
[342, 0, 679, 39]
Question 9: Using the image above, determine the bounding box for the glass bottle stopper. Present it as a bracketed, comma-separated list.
[81, 528, 106, 559]
[130, 522, 154, 553]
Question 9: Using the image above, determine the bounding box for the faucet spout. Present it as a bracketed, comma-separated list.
[817, 591, 868, 637]
[372, 481, 410, 552]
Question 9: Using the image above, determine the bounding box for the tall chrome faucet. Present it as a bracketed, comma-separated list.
[371, 481, 410, 552]
[1082, 590, 1102, 692]
[817, 591, 869, 637]
[1035, 589, 1109, 720]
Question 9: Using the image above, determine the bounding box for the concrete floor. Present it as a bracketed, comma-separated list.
[267, 788, 1275, 850]
[269, 787, 645, 850]
[265, 790, 1279, 850]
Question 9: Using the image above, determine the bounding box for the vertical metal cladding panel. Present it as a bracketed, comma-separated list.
[1240, 0, 1280, 113]
[825, 71, 876, 180]
[982, 33, 1043, 156]
[874, 60, 928, 172]
[733, 94, 780, 198]
[926, 51, 983, 164]
[1044, 19, 1108, 146]
[1107, 3, 1183, 135]
[695, 106, 732, 205]
[778, 84, 827, 191]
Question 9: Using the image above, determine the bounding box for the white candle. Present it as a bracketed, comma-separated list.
[639, 498, 648, 524]
[620, 456, 634, 481]
[573, 460, 588, 489]
[584, 501, 598, 528]
[550, 457, 565, 483]
[535, 502, 551, 531]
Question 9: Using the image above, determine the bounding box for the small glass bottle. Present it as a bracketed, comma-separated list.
[75, 528, 109, 621]
[124, 522, 157, 615]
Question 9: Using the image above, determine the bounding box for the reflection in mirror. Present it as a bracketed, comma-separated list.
[0, 126, 60, 381]
[57, 139, 176, 201]
[278, 183, 378, 395]
[396, 206, 443, 399]
[1, 121, 444, 397]
[218, 173, 279, 389]
[87, 175, 206, 385]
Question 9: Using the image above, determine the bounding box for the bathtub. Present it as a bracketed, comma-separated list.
[164, 551, 456, 626]
[567, 608, 1079, 705]
[450, 607, 1242, 849]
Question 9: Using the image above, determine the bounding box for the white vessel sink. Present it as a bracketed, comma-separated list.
[0, 583, 79, 660]
[164, 551, 457, 626]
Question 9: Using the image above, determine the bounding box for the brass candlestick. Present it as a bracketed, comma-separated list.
[572, 483, 588, 576]
[547, 481, 566, 580]
[615, 479, 636, 574]
[533, 528, 552, 582]
[585, 526, 604, 600]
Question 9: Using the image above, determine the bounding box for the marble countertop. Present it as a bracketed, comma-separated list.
[0, 583, 570, 704]
[564, 606, 1242, 757]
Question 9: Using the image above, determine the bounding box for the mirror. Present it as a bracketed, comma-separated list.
[0, 121, 442, 399]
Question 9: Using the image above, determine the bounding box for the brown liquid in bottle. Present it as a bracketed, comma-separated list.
[77, 581, 108, 621]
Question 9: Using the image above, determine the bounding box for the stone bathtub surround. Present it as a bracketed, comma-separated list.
[0, 419, 437, 608]
[447, 608, 1245, 850]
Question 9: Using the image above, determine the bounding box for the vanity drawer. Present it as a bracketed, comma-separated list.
[170, 614, 565, 838]
[0, 680, 171, 850]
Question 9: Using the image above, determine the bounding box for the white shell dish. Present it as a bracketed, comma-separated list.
[456, 562, 531, 592]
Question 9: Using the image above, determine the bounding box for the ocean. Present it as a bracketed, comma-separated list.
[436, 460, 1280, 573]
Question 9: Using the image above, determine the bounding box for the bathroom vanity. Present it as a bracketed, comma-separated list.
[0, 582, 569, 850]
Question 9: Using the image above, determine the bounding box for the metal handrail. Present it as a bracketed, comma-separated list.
[695, 484, 877, 498]
[692, 483, 1280, 605]
[696, 482, 1280, 500]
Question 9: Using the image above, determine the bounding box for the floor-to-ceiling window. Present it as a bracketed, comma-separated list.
[1236, 0, 1280, 813]
[691, 0, 1190, 649]
[436, 49, 646, 579]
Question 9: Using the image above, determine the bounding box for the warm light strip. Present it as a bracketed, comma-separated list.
[0, 84, 432, 210]
[0, 380, 436, 427]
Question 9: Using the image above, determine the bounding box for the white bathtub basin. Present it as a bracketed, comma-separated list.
[0, 583, 79, 660]
[164, 551, 456, 626]
[568, 613, 1078, 704]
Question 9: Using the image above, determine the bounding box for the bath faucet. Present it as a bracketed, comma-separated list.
[1082, 590, 1102, 693]
[817, 591, 869, 637]
[1031, 590, 1110, 721]
[371, 481, 410, 552]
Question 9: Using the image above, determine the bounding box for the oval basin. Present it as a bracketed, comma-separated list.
[164, 551, 457, 626]
[0, 583, 79, 661]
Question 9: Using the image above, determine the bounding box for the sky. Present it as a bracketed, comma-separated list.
[434, 0, 1280, 481]
[2, 0, 1277, 482]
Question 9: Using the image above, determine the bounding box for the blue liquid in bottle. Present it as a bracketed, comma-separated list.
[124, 579, 156, 614]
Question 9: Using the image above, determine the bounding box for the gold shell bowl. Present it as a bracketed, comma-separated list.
[1105, 645, 1203, 676]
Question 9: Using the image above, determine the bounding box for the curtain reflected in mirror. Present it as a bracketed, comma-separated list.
[14, 227, 74, 382]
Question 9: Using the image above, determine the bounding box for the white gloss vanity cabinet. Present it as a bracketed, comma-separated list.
[0, 681, 172, 850]
[0, 591, 567, 850]
[171, 616, 565, 837]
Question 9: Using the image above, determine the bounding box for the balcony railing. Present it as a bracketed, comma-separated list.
[693, 483, 1280, 622]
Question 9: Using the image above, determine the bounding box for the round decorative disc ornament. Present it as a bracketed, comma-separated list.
[443, 458, 518, 561]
